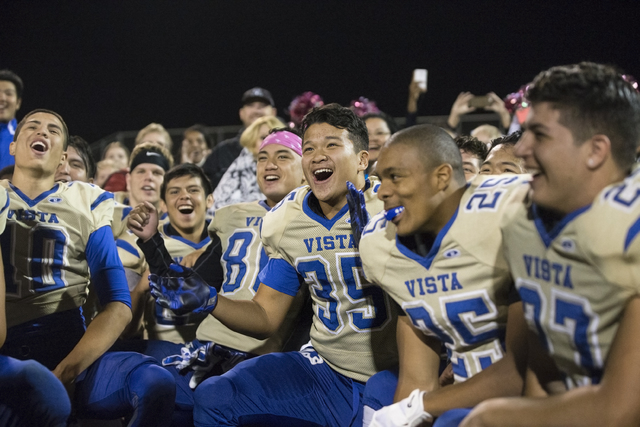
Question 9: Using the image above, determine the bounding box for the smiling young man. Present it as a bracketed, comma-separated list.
[356, 125, 529, 426]
[0, 70, 23, 171]
[370, 63, 640, 427]
[54, 135, 96, 184]
[0, 109, 175, 426]
[479, 131, 526, 176]
[145, 104, 398, 426]
[456, 62, 640, 427]
[124, 129, 308, 425]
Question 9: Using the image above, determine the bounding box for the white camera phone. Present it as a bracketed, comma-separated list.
[413, 69, 428, 91]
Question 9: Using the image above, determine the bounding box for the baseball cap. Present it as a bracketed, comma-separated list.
[242, 87, 275, 107]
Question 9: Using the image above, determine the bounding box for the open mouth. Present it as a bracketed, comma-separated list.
[314, 168, 333, 182]
[141, 185, 155, 192]
[264, 175, 280, 182]
[31, 141, 47, 153]
[177, 205, 194, 214]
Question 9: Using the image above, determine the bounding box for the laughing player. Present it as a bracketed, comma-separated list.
[0, 109, 175, 426]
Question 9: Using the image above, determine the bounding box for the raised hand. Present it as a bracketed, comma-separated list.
[346, 181, 370, 249]
[127, 201, 159, 242]
[149, 264, 218, 316]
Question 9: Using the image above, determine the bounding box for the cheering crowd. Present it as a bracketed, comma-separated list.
[0, 61, 639, 427]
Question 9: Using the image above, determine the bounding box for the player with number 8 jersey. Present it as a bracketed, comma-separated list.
[261, 180, 398, 381]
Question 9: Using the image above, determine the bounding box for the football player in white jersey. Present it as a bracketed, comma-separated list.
[146, 104, 398, 426]
[375, 63, 640, 427]
[124, 129, 308, 425]
[0, 185, 71, 426]
[361, 125, 529, 426]
[0, 109, 175, 426]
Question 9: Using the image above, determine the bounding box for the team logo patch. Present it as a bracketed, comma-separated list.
[48, 197, 63, 204]
[345, 218, 352, 224]
[560, 238, 575, 252]
[443, 249, 461, 258]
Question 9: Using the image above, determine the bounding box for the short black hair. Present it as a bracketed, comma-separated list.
[361, 112, 400, 135]
[388, 124, 466, 185]
[161, 163, 213, 201]
[527, 62, 640, 170]
[14, 109, 69, 149]
[184, 124, 213, 149]
[68, 135, 96, 179]
[300, 103, 369, 153]
[0, 69, 23, 99]
[0, 165, 14, 180]
[268, 126, 301, 137]
[455, 135, 489, 162]
[489, 130, 523, 152]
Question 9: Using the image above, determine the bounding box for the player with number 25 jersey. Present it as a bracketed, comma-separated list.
[361, 174, 528, 383]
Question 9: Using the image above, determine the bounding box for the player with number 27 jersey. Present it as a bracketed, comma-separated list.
[361, 174, 528, 382]
[260, 180, 398, 382]
[503, 167, 640, 388]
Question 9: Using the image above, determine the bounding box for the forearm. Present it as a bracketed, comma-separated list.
[211, 295, 280, 340]
[467, 385, 636, 427]
[423, 357, 524, 416]
[137, 232, 174, 276]
[54, 301, 132, 384]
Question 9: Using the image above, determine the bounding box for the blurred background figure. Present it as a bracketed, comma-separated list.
[102, 141, 130, 171]
[287, 91, 324, 129]
[0, 70, 23, 170]
[470, 124, 502, 147]
[361, 112, 398, 176]
[455, 135, 489, 181]
[479, 131, 527, 175]
[95, 159, 120, 188]
[446, 91, 511, 137]
[203, 87, 277, 191]
[211, 116, 285, 212]
[180, 124, 212, 167]
[135, 122, 173, 152]
[55, 135, 96, 184]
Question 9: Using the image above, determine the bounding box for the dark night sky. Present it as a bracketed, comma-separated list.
[2, 0, 639, 143]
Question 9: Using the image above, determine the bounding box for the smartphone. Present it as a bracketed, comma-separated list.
[413, 69, 428, 91]
[468, 95, 493, 108]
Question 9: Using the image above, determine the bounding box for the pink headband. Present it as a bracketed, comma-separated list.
[259, 131, 302, 156]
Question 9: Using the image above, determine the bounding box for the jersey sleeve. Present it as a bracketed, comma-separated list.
[257, 258, 302, 296]
[83, 183, 115, 233]
[359, 211, 390, 286]
[0, 186, 9, 234]
[87, 225, 132, 308]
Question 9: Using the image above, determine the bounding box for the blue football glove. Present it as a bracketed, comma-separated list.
[346, 181, 370, 249]
[149, 263, 218, 316]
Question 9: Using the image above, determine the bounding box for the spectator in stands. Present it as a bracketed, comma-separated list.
[0, 70, 23, 170]
[446, 92, 511, 136]
[135, 122, 173, 152]
[202, 87, 277, 190]
[455, 135, 489, 181]
[362, 112, 399, 176]
[123, 142, 174, 207]
[95, 159, 119, 188]
[405, 74, 427, 128]
[212, 116, 285, 211]
[102, 140, 130, 171]
[471, 124, 503, 146]
[55, 135, 96, 184]
[180, 124, 212, 167]
[479, 131, 527, 175]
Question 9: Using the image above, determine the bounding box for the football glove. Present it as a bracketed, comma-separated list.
[370, 388, 433, 427]
[162, 341, 252, 389]
[346, 181, 370, 249]
[149, 263, 218, 316]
